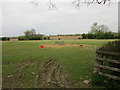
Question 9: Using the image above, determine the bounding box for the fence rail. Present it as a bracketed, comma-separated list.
[96, 57, 120, 64]
[96, 49, 120, 56]
[95, 49, 120, 81]
[98, 72, 120, 81]
[95, 64, 120, 72]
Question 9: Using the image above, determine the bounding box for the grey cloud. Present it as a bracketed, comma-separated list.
[2, 2, 118, 36]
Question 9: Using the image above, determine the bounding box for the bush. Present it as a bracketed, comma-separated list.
[82, 32, 118, 39]
[99, 40, 120, 52]
[1, 37, 10, 41]
[58, 38, 61, 40]
[47, 36, 50, 40]
[18, 36, 27, 40]
[44, 37, 47, 40]
[18, 35, 44, 40]
[43, 36, 50, 40]
[87, 33, 96, 39]
[28, 36, 42, 40]
[91, 73, 120, 88]
[82, 33, 87, 39]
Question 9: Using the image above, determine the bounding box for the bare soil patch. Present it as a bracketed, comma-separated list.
[44, 44, 90, 48]
[37, 60, 74, 88]
[3, 60, 78, 88]
[50, 36, 81, 40]
[3, 60, 34, 88]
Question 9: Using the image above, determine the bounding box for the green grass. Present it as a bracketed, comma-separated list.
[2, 39, 117, 88]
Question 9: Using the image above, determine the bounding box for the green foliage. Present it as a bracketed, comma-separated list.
[44, 36, 50, 40]
[48, 36, 50, 40]
[1, 37, 10, 41]
[18, 29, 46, 40]
[104, 32, 113, 39]
[99, 40, 120, 52]
[28, 35, 43, 40]
[91, 74, 120, 88]
[24, 30, 32, 39]
[24, 29, 36, 39]
[18, 36, 27, 40]
[23, 29, 50, 40]
[82, 22, 118, 39]
[87, 33, 96, 39]
[82, 33, 88, 39]
[82, 32, 118, 39]
[91, 74, 106, 86]
[44, 37, 47, 40]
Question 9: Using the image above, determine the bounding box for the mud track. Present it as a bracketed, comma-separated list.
[37, 60, 73, 88]
[44, 44, 89, 48]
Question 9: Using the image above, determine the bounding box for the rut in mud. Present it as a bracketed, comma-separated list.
[3, 60, 78, 88]
[37, 60, 73, 88]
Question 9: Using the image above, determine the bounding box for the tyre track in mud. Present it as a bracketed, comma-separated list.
[37, 60, 73, 88]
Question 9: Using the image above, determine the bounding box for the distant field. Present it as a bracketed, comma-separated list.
[50, 36, 82, 40]
[2, 39, 117, 88]
[10, 39, 18, 41]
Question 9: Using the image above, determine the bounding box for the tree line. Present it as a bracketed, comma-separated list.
[1, 37, 10, 41]
[82, 22, 119, 39]
[1, 22, 119, 41]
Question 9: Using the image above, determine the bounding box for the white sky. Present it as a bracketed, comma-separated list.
[0, 0, 119, 2]
[0, 0, 119, 37]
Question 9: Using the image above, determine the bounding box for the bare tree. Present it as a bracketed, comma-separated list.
[48, 0, 56, 9]
[72, 0, 81, 8]
[72, 0, 111, 7]
[90, 22, 109, 34]
[31, 0, 39, 7]
[31, 0, 56, 9]
[31, 0, 111, 9]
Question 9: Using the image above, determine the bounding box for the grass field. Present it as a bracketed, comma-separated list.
[2, 39, 117, 88]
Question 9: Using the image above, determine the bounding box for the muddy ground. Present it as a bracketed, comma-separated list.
[3, 59, 79, 88]
[37, 60, 74, 88]
[44, 44, 92, 48]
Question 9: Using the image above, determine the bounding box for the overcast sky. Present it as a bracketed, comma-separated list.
[0, 0, 119, 37]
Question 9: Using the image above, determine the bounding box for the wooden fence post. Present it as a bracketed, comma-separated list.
[94, 48, 120, 81]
